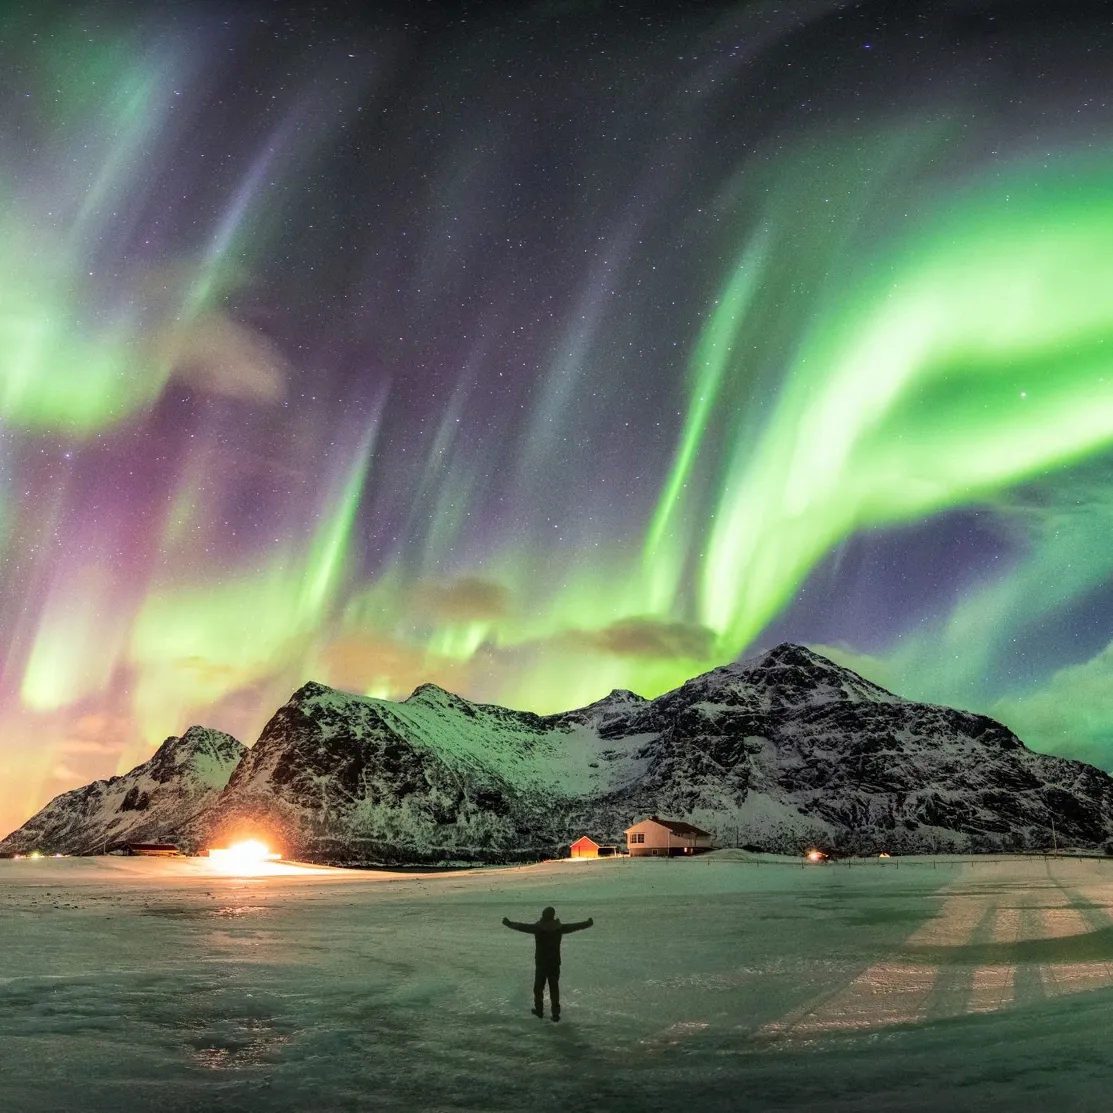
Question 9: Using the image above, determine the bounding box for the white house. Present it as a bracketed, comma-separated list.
[624, 817, 713, 857]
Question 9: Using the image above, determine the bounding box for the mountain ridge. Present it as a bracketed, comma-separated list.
[5, 644, 1112, 862]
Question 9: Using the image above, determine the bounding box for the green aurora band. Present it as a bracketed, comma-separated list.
[697, 156, 1113, 657]
[488, 149, 1113, 719]
[330, 146, 1113, 716]
[14, 145, 1113, 724]
[9, 17, 1113, 832]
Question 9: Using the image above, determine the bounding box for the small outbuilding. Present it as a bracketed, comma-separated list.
[625, 817, 713, 857]
[570, 836, 619, 859]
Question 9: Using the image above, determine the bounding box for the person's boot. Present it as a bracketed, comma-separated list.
[531, 1000, 544, 1018]
[551, 1009, 560, 1022]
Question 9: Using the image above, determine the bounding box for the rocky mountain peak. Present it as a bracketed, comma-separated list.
[404, 682, 482, 716]
[760, 642, 835, 668]
[0, 725, 245, 855]
[581, 688, 648, 712]
[731, 642, 902, 705]
[140, 726, 245, 786]
[406, 682, 454, 702]
[289, 680, 336, 705]
[553, 686, 649, 731]
[606, 688, 644, 703]
[154, 724, 241, 758]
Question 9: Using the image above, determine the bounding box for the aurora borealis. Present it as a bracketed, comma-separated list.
[7, 0, 1113, 835]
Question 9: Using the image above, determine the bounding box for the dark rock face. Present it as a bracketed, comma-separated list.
[0, 727, 245, 855]
[192, 682, 557, 863]
[11, 645, 1113, 862]
[194, 644, 1113, 863]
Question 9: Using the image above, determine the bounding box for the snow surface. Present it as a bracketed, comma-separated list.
[5, 854, 1113, 1111]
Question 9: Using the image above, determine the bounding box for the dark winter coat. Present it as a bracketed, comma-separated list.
[503, 917, 592, 969]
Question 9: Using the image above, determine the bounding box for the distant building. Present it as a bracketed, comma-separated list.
[124, 843, 181, 857]
[570, 836, 619, 859]
[624, 817, 713, 857]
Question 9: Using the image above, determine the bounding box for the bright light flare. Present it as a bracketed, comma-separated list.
[207, 839, 281, 865]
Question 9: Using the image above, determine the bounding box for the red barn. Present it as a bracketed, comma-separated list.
[569, 836, 619, 858]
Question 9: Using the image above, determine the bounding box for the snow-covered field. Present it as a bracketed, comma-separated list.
[5, 853, 1113, 1112]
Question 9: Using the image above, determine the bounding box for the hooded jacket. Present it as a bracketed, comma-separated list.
[504, 915, 593, 968]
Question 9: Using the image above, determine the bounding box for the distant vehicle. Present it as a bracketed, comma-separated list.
[879, 852, 891, 859]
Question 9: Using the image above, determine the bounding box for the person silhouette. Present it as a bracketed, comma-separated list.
[502, 906, 593, 1021]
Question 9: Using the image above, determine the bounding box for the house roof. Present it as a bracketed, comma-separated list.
[570, 835, 599, 847]
[624, 816, 712, 837]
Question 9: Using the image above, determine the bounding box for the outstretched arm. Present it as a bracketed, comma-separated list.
[561, 917, 594, 934]
[502, 917, 535, 933]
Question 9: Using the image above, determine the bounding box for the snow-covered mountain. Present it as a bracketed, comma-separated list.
[0, 727, 245, 855]
[9, 645, 1113, 862]
[192, 643, 1113, 862]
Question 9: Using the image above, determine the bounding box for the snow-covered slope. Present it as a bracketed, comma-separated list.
[621, 643, 1113, 854]
[190, 643, 1113, 862]
[0, 727, 245, 855]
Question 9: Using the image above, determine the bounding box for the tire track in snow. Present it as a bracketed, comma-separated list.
[968, 897, 1021, 1014]
[1035, 866, 1113, 1000]
[756, 876, 992, 1039]
[923, 902, 997, 1020]
[754, 864, 1111, 1041]
[759, 862, 1113, 1043]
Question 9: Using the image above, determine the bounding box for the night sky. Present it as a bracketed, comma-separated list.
[6, 0, 1113, 835]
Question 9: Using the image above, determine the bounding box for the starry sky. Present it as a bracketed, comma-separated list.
[7, 0, 1113, 836]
